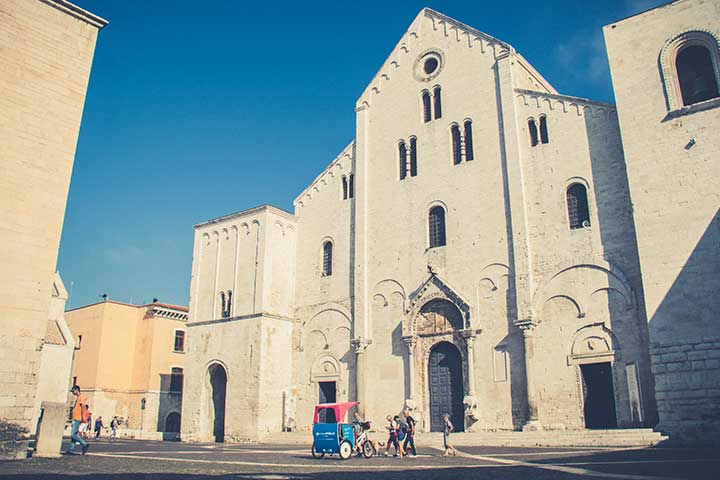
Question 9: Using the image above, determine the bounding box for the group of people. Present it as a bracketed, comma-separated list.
[66, 385, 121, 455]
[351, 408, 458, 458]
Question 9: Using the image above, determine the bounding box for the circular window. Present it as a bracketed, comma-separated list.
[424, 57, 439, 75]
[414, 50, 444, 82]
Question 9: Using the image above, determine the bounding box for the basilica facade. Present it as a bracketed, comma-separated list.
[181, 0, 720, 444]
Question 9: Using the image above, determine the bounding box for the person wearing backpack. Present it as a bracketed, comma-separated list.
[442, 413, 457, 457]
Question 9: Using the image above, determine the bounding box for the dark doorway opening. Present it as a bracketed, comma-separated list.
[209, 363, 227, 442]
[318, 381, 337, 423]
[165, 412, 181, 433]
[581, 362, 617, 429]
[428, 342, 464, 432]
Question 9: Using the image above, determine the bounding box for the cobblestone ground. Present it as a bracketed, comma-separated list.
[0, 439, 718, 479]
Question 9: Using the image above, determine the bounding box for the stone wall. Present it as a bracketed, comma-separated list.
[0, 0, 105, 443]
[604, 0, 720, 443]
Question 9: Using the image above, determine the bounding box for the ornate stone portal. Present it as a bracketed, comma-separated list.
[401, 273, 481, 430]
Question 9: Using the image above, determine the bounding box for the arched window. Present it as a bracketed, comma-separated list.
[399, 141, 408, 180]
[566, 183, 590, 230]
[322, 241, 333, 276]
[225, 290, 232, 317]
[451, 124, 462, 165]
[539, 115, 549, 144]
[342, 176, 348, 200]
[676, 45, 719, 106]
[528, 118, 539, 147]
[464, 120, 474, 161]
[433, 86, 442, 119]
[422, 91, 432, 123]
[219, 292, 227, 318]
[348, 174, 355, 198]
[428, 206, 447, 248]
[170, 367, 183, 393]
[409, 137, 417, 177]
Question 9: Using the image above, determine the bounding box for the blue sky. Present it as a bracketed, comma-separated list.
[58, 0, 667, 309]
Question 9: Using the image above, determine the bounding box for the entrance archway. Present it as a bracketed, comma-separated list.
[208, 363, 227, 442]
[581, 362, 617, 428]
[165, 412, 181, 433]
[428, 342, 464, 432]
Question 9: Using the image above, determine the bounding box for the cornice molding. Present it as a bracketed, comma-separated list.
[39, 0, 108, 29]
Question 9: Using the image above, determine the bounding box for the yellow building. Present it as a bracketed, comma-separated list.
[66, 300, 188, 439]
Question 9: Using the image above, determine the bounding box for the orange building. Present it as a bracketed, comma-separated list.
[66, 299, 188, 439]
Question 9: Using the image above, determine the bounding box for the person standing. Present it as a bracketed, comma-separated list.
[403, 409, 417, 456]
[66, 386, 89, 454]
[441, 413, 457, 457]
[94, 416, 104, 439]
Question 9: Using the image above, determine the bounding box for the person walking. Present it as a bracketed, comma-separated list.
[441, 413, 457, 457]
[403, 409, 417, 456]
[66, 386, 89, 455]
[109, 416, 119, 441]
[94, 416, 104, 439]
[384, 415, 402, 457]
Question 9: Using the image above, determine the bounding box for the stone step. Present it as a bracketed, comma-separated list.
[261, 428, 668, 448]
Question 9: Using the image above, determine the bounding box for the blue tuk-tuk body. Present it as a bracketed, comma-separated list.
[311, 401, 358, 460]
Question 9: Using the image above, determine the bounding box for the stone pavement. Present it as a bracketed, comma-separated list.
[0, 438, 717, 479]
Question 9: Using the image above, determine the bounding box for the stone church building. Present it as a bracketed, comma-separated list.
[181, 0, 720, 444]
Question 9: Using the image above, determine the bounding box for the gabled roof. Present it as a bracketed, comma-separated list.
[356, 7, 555, 108]
[44, 319, 67, 346]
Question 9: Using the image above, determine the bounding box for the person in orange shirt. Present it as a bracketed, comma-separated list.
[66, 385, 89, 455]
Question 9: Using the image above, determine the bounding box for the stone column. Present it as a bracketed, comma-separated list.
[402, 335, 418, 406]
[460, 329, 479, 396]
[351, 337, 371, 416]
[518, 319, 542, 430]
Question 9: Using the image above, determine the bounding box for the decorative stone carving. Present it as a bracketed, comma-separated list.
[351, 337, 372, 354]
[463, 395, 479, 419]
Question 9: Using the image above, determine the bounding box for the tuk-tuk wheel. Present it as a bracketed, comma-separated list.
[311, 442, 325, 459]
[362, 440, 375, 458]
[338, 440, 352, 460]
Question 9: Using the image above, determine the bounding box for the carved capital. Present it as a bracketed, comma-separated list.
[460, 328, 481, 341]
[515, 317, 538, 335]
[351, 337, 372, 354]
[402, 335, 418, 353]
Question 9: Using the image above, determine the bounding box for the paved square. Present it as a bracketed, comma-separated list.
[1, 439, 718, 479]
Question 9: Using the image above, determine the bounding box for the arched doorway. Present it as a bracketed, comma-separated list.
[165, 412, 181, 433]
[428, 342, 464, 432]
[208, 363, 227, 442]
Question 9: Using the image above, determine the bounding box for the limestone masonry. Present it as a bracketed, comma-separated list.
[0, 0, 105, 456]
[174, 0, 718, 445]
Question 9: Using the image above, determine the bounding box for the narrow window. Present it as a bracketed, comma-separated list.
[170, 367, 184, 393]
[73, 376, 77, 387]
[225, 290, 232, 317]
[174, 330, 186, 352]
[77, 335, 82, 348]
[322, 241, 333, 276]
[342, 176, 348, 200]
[528, 118, 538, 147]
[348, 174, 355, 198]
[464, 120, 474, 161]
[451, 124, 462, 165]
[433, 86, 442, 119]
[428, 206, 447, 248]
[422, 91, 432, 123]
[567, 183, 591, 230]
[399, 141, 408, 180]
[409, 137, 417, 177]
[539, 115, 549, 144]
[220, 292, 227, 318]
[676, 45, 719, 106]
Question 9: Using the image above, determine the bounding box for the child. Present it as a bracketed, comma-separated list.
[384, 415, 402, 457]
[442, 413, 457, 457]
